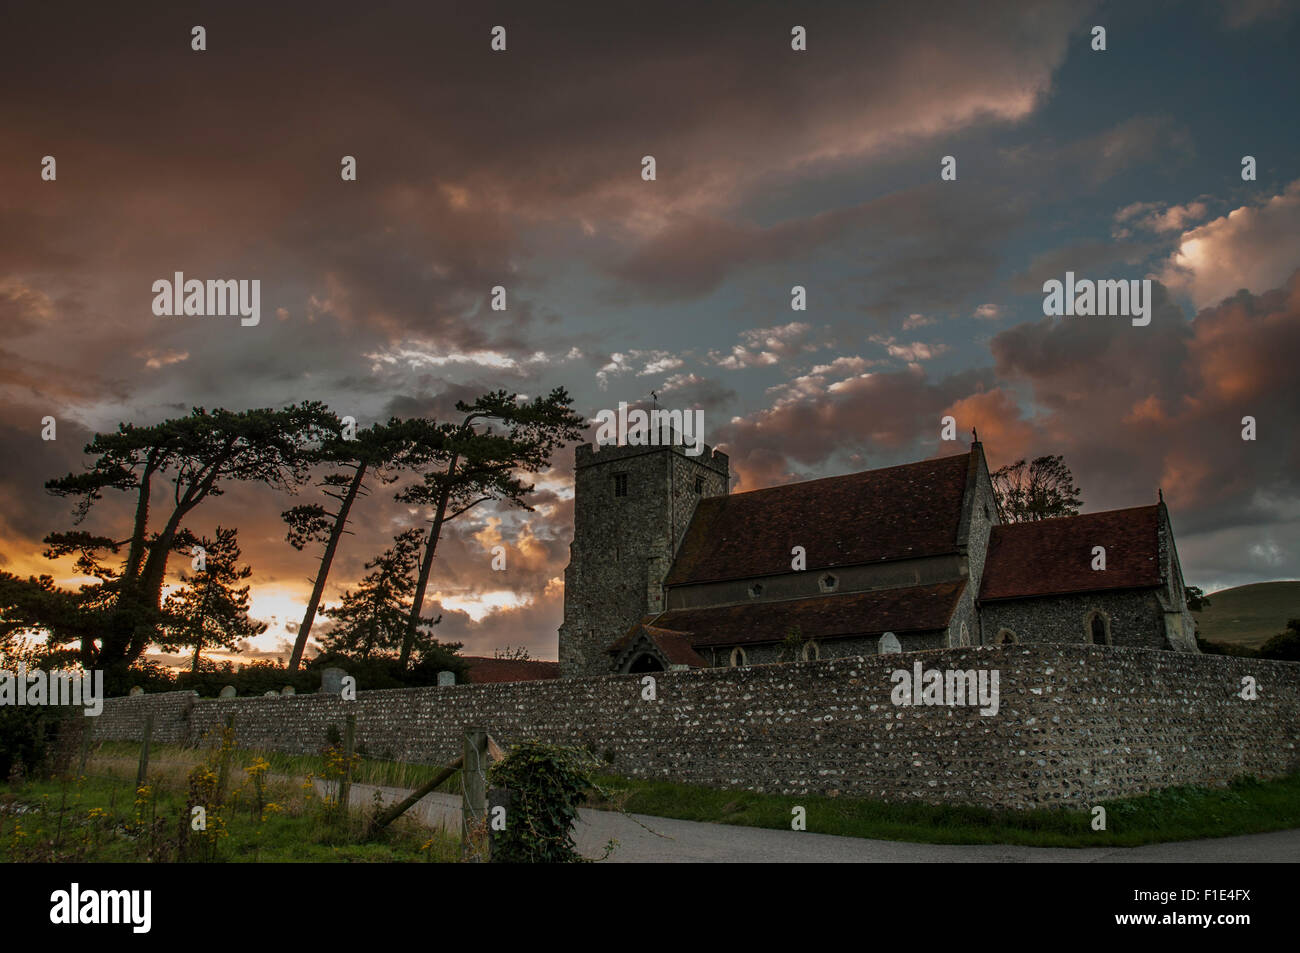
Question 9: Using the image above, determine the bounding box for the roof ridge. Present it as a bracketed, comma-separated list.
[992, 503, 1159, 530]
[722, 451, 970, 501]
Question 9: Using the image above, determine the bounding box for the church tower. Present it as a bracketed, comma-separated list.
[558, 441, 729, 677]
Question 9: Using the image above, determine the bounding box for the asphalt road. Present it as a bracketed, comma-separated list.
[323, 780, 1300, 862]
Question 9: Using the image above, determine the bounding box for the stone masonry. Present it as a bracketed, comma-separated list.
[91, 644, 1300, 810]
[558, 441, 728, 677]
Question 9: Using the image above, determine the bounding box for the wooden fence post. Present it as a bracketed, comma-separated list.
[339, 713, 357, 813]
[216, 713, 236, 804]
[135, 712, 153, 790]
[462, 726, 489, 860]
[77, 717, 94, 776]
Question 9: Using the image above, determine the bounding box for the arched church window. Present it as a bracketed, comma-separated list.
[996, 628, 1017, 645]
[613, 473, 628, 497]
[819, 573, 838, 593]
[1086, 610, 1111, 645]
[958, 622, 970, 646]
[801, 640, 820, 662]
[729, 647, 748, 667]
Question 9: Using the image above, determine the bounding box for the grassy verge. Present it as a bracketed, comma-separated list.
[0, 744, 459, 863]
[89, 740, 463, 795]
[588, 772, 1300, 848]
[45, 741, 1300, 852]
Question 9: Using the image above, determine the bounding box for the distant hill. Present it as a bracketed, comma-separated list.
[1192, 581, 1300, 650]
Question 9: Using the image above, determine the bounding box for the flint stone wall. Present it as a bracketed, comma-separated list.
[91, 644, 1300, 809]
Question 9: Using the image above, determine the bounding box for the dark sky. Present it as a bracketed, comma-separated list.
[2, 0, 1298, 663]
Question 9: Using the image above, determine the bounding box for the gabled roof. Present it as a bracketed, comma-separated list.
[979, 505, 1162, 602]
[608, 624, 709, 667]
[635, 581, 966, 648]
[461, 656, 561, 683]
[665, 452, 972, 586]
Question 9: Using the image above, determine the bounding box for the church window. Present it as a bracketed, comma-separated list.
[958, 622, 970, 646]
[1085, 610, 1111, 645]
[613, 472, 628, 497]
[694, 476, 704, 494]
[819, 573, 838, 593]
[801, 640, 820, 662]
[729, 647, 748, 667]
[748, 583, 764, 598]
[996, 628, 1017, 645]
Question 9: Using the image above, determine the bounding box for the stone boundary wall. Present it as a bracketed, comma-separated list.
[90, 644, 1300, 809]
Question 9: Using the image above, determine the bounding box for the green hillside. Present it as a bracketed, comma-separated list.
[1192, 581, 1300, 649]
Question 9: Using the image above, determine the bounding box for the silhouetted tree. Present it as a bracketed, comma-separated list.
[396, 389, 585, 669]
[321, 529, 444, 661]
[3, 404, 334, 684]
[282, 419, 446, 671]
[1184, 585, 1211, 612]
[493, 645, 532, 660]
[161, 527, 267, 671]
[1259, 619, 1300, 662]
[991, 454, 1083, 523]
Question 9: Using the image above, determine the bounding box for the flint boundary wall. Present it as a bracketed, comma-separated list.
[91, 644, 1300, 809]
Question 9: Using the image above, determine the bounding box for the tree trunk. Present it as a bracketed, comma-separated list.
[400, 455, 458, 669]
[287, 462, 368, 672]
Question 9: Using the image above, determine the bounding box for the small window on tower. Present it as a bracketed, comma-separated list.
[613, 473, 628, 497]
[694, 476, 704, 494]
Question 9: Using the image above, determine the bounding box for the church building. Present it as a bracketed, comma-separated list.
[557, 439, 1198, 677]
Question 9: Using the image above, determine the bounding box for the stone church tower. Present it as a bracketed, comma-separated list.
[558, 441, 729, 677]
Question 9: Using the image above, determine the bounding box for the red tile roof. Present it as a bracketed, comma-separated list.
[979, 505, 1162, 601]
[461, 656, 560, 683]
[636, 581, 966, 648]
[665, 453, 972, 586]
[607, 624, 709, 667]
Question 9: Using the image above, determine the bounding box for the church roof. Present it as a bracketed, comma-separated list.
[461, 656, 561, 683]
[642, 580, 966, 648]
[665, 452, 972, 587]
[979, 505, 1162, 602]
[607, 624, 709, 667]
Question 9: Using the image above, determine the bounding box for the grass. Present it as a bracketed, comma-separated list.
[19, 740, 1298, 858]
[588, 771, 1300, 848]
[89, 740, 464, 795]
[0, 742, 460, 863]
[1194, 580, 1300, 650]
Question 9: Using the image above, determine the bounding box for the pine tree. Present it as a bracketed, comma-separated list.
[161, 527, 267, 671]
[321, 529, 443, 661]
[396, 388, 585, 668]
